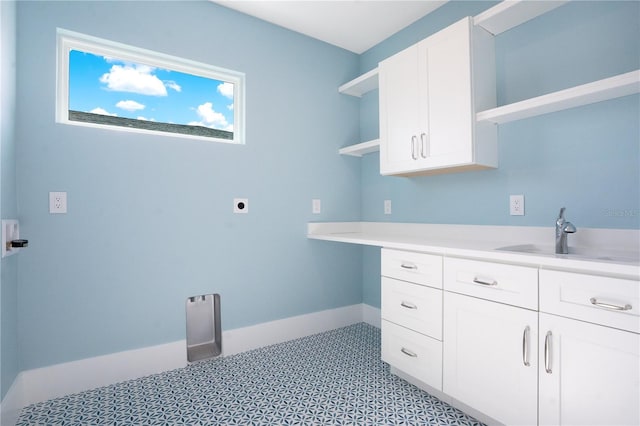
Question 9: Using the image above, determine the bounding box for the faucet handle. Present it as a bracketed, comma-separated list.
[558, 207, 566, 220]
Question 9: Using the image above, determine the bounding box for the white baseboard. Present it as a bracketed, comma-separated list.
[362, 304, 381, 328]
[2, 303, 370, 424]
[1, 375, 23, 426]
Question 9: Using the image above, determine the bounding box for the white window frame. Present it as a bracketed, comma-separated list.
[56, 28, 245, 144]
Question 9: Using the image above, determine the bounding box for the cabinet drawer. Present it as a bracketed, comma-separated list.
[444, 257, 538, 310]
[382, 248, 443, 288]
[540, 269, 640, 333]
[381, 320, 442, 391]
[382, 277, 442, 340]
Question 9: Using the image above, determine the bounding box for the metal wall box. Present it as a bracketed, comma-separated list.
[186, 293, 222, 362]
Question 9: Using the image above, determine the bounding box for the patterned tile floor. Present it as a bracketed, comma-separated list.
[18, 323, 484, 425]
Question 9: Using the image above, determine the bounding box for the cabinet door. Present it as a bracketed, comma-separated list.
[443, 291, 538, 425]
[539, 313, 640, 426]
[379, 43, 428, 174]
[424, 17, 474, 168]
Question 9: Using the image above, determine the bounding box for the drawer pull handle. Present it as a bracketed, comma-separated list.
[472, 277, 497, 286]
[544, 331, 553, 374]
[401, 347, 418, 358]
[411, 136, 418, 160]
[589, 298, 632, 311]
[400, 301, 417, 310]
[400, 262, 418, 270]
[522, 326, 530, 367]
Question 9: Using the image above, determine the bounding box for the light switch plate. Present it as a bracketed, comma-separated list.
[2, 220, 19, 258]
[312, 199, 321, 214]
[384, 200, 392, 215]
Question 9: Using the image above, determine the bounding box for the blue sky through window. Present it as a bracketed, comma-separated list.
[68, 50, 234, 132]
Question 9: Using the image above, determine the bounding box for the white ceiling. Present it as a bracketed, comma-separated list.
[212, 1, 448, 54]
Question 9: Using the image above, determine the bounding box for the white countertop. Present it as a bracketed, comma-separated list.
[308, 222, 640, 279]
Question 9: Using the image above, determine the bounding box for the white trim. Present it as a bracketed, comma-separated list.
[7, 303, 367, 418]
[55, 28, 245, 145]
[1, 375, 23, 426]
[362, 304, 381, 329]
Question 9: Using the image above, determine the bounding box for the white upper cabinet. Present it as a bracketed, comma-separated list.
[379, 17, 497, 176]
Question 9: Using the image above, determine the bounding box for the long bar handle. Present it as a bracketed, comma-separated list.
[420, 133, 429, 158]
[411, 136, 418, 160]
[590, 298, 632, 311]
[522, 326, 531, 367]
[472, 277, 497, 286]
[544, 331, 553, 374]
[401, 347, 417, 358]
[401, 262, 417, 270]
[400, 301, 417, 310]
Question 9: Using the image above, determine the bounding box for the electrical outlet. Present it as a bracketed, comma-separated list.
[510, 195, 525, 216]
[233, 198, 248, 214]
[49, 192, 67, 214]
[312, 199, 321, 214]
[384, 200, 392, 215]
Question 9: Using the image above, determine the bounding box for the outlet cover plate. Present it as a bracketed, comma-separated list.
[49, 192, 68, 214]
[510, 195, 525, 216]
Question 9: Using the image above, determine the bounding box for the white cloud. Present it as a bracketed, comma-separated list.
[165, 81, 182, 92]
[90, 107, 117, 117]
[189, 102, 231, 130]
[136, 116, 156, 121]
[116, 100, 145, 112]
[217, 82, 234, 99]
[100, 64, 167, 96]
[227, 103, 234, 111]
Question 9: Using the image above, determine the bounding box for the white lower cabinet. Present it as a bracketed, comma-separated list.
[538, 313, 640, 426]
[381, 249, 443, 390]
[380, 252, 639, 425]
[381, 320, 443, 390]
[443, 291, 538, 425]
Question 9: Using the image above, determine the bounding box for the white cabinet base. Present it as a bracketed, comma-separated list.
[443, 292, 538, 425]
[539, 313, 640, 426]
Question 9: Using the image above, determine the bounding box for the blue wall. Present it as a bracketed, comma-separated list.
[359, 1, 639, 308]
[1, 0, 19, 401]
[7, 0, 640, 376]
[15, 1, 363, 370]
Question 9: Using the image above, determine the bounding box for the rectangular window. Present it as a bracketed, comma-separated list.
[57, 29, 245, 144]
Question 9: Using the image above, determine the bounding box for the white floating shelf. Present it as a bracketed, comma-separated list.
[338, 68, 379, 97]
[474, 0, 568, 35]
[339, 139, 380, 157]
[477, 70, 640, 124]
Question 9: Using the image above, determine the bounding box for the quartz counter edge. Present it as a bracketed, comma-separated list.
[307, 222, 640, 279]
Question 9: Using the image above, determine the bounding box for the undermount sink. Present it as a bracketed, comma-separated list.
[496, 244, 640, 264]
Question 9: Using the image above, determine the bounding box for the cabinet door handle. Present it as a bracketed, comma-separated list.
[522, 326, 530, 367]
[472, 277, 497, 286]
[400, 262, 417, 270]
[400, 301, 417, 310]
[589, 297, 632, 311]
[411, 135, 418, 160]
[401, 347, 418, 358]
[420, 132, 429, 158]
[544, 331, 553, 374]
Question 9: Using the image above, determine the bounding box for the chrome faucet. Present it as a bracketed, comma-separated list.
[555, 207, 576, 254]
